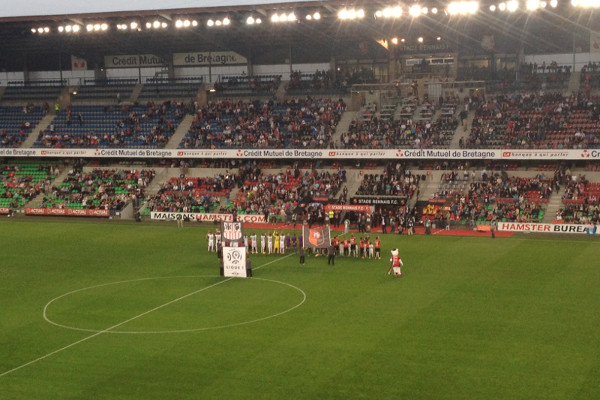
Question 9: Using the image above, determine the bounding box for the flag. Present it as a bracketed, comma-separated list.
[591, 31, 600, 53]
[302, 225, 331, 249]
[221, 221, 244, 242]
[223, 246, 248, 278]
[71, 55, 87, 70]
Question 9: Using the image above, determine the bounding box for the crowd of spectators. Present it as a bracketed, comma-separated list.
[1, 163, 58, 209]
[356, 163, 420, 197]
[36, 101, 186, 148]
[287, 70, 343, 92]
[464, 92, 600, 149]
[216, 74, 281, 93]
[145, 173, 236, 214]
[580, 62, 600, 93]
[427, 170, 555, 226]
[340, 103, 457, 149]
[41, 168, 154, 212]
[234, 162, 346, 222]
[180, 97, 345, 149]
[557, 174, 600, 224]
[0, 105, 44, 148]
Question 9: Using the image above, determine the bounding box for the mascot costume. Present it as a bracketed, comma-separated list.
[387, 248, 403, 277]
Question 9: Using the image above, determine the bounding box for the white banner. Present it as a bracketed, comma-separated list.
[71, 55, 87, 71]
[223, 246, 248, 278]
[591, 31, 600, 53]
[104, 54, 167, 68]
[173, 51, 247, 66]
[2, 148, 600, 160]
[498, 222, 597, 235]
[150, 212, 266, 223]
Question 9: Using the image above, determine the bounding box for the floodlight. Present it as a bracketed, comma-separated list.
[507, 0, 519, 11]
[247, 16, 255, 24]
[313, 12, 321, 20]
[447, 1, 479, 15]
[153, 20, 160, 28]
[391, 37, 399, 44]
[409, 5, 422, 16]
[223, 17, 231, 25]
[417, 36, 424, 43]
[58, 26, 64, 32]
[175, 20, 183, 28]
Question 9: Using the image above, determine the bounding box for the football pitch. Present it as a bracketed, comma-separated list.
[1, 219, 599, 399]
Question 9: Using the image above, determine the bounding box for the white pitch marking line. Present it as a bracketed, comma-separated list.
[0, 252, 296, 378]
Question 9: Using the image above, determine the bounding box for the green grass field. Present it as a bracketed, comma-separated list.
[1, 219, 599, 399]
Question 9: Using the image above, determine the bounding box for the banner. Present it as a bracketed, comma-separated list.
[2, 148, 600, 161]
[498, 222, 597, 235]
[0, 207, 10, 215]
[71, 55, 87, 71]
[104, 54, 167, 68]
[324, 204, 372, 213]
[223, 246, 249, 278]
[173, 51, 247, 66]
[350, 197, 405, 206]
[221, 220, 244, 244]
[150, 212, 266, 223]
[24, 208, 110, 217]
[302, 225, 331, 249]
[591, 31, 600, 53]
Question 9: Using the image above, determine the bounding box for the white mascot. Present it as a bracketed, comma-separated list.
[388, 248, 403, 277]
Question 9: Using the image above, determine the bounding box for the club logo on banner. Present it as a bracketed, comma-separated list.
[302, 226, 331, 249]
[221, 221, 244, 242]
[223, 246, 248, 277]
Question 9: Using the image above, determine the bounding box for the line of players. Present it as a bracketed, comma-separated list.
[207, 230, 302, 255]
[207, 230, 381, 259]
[332, 234, 382, 259]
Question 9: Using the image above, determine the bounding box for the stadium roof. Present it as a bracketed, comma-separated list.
[0, 1, 599, 71]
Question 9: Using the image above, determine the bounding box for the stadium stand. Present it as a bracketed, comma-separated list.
[144, 173, 236, 215]
[179, 97, 345, 149]
[34, 102, 185, 148]
[0, 161, 59, 212]
[0, 105, 45, 147]
[41, 168, 154, 214]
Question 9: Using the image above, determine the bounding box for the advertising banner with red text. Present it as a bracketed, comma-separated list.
[24, 208, 110, 217]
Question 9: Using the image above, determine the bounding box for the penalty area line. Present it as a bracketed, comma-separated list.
[0, 252, 295, 378]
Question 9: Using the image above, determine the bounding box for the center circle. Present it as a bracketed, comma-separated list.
[43, 276, 306, 334]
